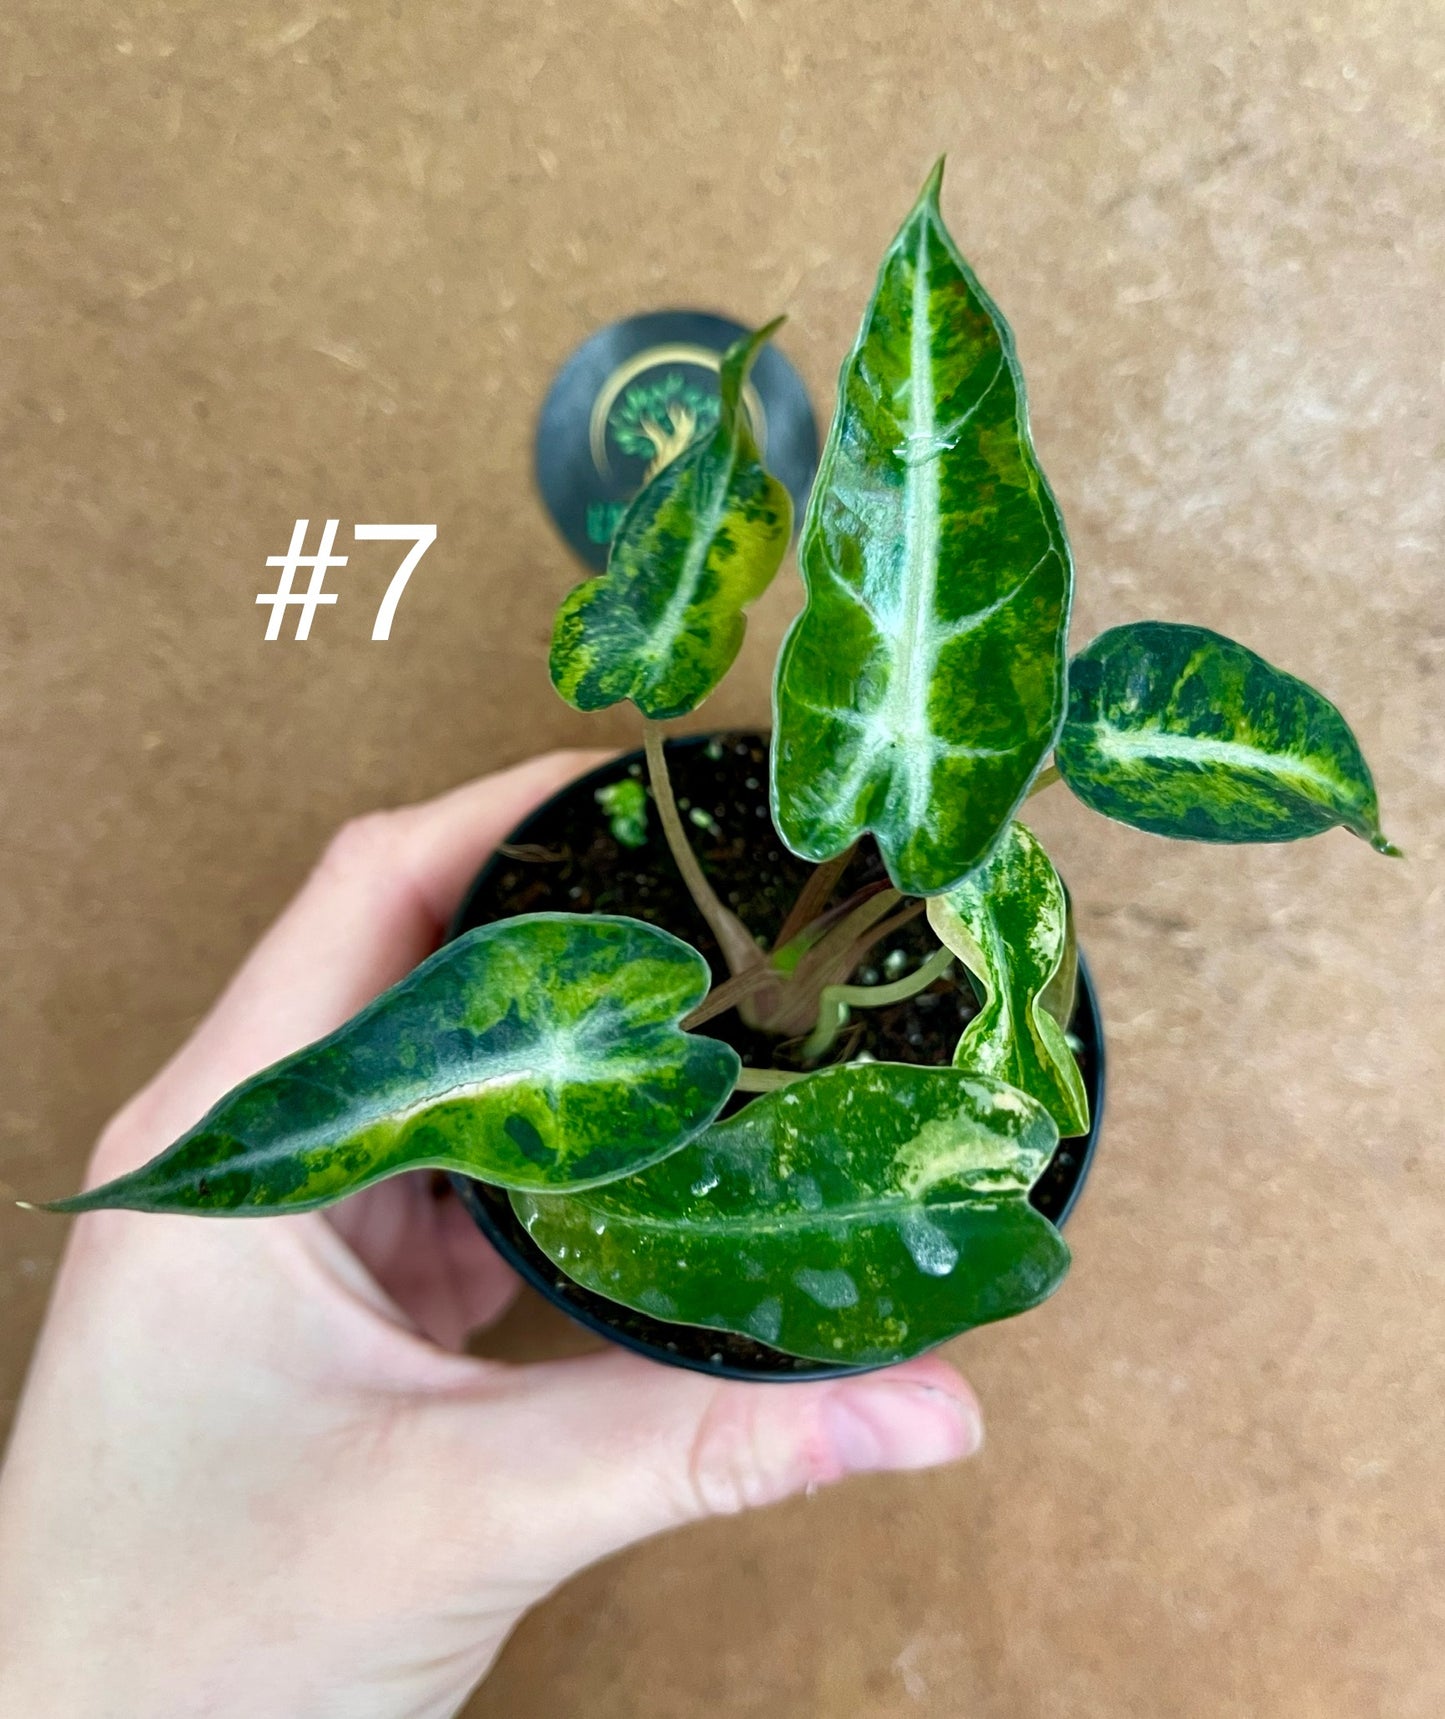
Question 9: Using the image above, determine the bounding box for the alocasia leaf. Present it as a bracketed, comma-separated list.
[594, 778, 649, 848]
[1056, 621, 1398, 852]
[47, 915, 739, 1215]
[513, 1062, 1069, 1366]
[549, 320, 793, 720]
[926, 823, 1089, 1138]
[1039, 882, 1078, 1033]
[771, 160, 1071, 897]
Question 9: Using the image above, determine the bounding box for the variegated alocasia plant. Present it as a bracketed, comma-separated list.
[43, 162, 1396, 1373]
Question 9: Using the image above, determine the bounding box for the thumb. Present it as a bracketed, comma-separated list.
[463, 1348, 983, 1583]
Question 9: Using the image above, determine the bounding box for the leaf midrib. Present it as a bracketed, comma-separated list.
[642, 429, 740, 684]
[147, 1049, 696, 1190]
[880, 216, 943, 823]
[1090, 721, 1350, 800]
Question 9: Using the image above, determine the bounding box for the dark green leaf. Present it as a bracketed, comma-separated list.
[514, 1062, 1068, 1366]
[1056, 621, 1397, 852]
[549, 321, 793, 720]
[48, 915, 739, 1215]
[926, 823, 1089, 1137]
[771, 160, 1071, 896]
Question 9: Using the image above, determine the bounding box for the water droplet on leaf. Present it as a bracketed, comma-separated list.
[898, 1213, 959, 1276]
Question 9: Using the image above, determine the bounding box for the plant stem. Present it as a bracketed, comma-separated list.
[771, 843, 858, 954]
[800, 944, 955, 1063]
[681, 966, 779, 1030]
[643, 722, 763, 977]
[783, 888, 910, 995]
[737, 887, 914, 1038]
[799, 884, 902, 964]
[733, 1066, 810, 1092]
[850, 900, 925, 954]
[1027, 761, 1060, 799]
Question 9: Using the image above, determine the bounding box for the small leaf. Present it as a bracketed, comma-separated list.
[927, 823, 1089, 1137]
[549, 320, 794, 720]
[772, 160, 1071, 896]
[48, 916, 740, 1215]
[595, 778, 649, 848]
[514, 1062, 1068, 1366]
[1056, 621, 1397, 852]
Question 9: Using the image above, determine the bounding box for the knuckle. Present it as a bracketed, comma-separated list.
[318, 809, 402, 878]
[685, 1392, 820, 1518]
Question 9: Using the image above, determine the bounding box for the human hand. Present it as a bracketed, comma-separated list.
[0, 753, 984, 1719]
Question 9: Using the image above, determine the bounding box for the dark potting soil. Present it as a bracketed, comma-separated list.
[450, 732, 1099, 1377]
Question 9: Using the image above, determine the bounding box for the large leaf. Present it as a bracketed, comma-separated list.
[1056, 621, 1397, 852]
[926, 823, 1089, 1137]
[514, 1062, 1068, 1366]
[549, 320, 793, 720]
[47, 915, 740, 1215]
[771, 160, 1071, 897]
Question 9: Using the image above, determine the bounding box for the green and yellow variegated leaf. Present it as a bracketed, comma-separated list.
[595, 778, 649, 848]
[771, 161, 1071, 897]
[1056, 621, 1398, 853]
[1039, 881, 1078, 1032]
[549, 320, 793, 720]
[926, 823, 1089, 1137]
[514, 1062, 1068, 1366]
[47, 916, 739, 1216]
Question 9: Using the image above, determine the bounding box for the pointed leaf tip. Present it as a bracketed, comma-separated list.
[772, 160, 1071, 895]
[1056, 622, 1393, 851]
[718, 317, 785, 418]
[921, 156, 946, 204]
[52, 915, 741, 1216]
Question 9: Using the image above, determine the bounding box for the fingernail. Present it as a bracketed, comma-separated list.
[822, 1380, 984, 1476]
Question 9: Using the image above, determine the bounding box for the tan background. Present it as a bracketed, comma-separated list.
[3, 1, 1442, 1713]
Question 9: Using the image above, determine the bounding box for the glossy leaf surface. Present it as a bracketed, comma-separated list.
[514, 1062, 1068, 1365]
[926, 823, 1089, 1137]
[772, 161, 1071, 896]
[1056, 621, 1396, 852]
[549, 321, 793, 720]
[1039, 882, 1078, 1032]
[51, 916, 739, 1215]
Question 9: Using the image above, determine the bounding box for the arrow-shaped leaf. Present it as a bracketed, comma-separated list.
[926, 823, 1089, 1138]
[47, 915, 740, 1215]
[771, 160, 1071, 897]
[1056, 621, 1398, 852]
[549, 320, 794, 720]
[514, 1062, 1068, 1366]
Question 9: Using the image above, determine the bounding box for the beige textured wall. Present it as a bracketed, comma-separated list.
[3, 3, 1442, 1714]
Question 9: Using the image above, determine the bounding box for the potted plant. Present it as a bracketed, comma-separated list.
[44, 162, 1394, 1382]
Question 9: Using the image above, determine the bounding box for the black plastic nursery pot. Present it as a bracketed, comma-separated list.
[449, 734, 1105, 1382]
